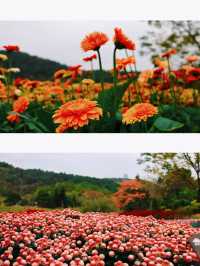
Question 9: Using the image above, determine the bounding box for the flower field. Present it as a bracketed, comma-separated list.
[0, 28, 200, 132]
[0, 209, 200, 266]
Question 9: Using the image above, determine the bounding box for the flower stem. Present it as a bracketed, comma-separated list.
[167, 57, 176, 105]
[125, 50, 141, 103]
[90, 61, 95, 81]
[113, 47, 118, 88]
[96, 49, 104, 91]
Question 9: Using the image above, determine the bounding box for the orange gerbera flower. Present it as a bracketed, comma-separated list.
[13, 96, 29, 113]
[122, 103, 158, 124]
[161, 48, 177, 58]
[186, 55, 199, 63]
[81, 32, 109, 52]
[116, 56, 135, 70]
[7, 96, 29, 123]
[53, 99, 103, 132]
[67, 65, 82, 79]
[113, 28, 136, 50]
[83, 54, 97, 62]
[7, 114, 20, 123]
[54, 69, 68, 79]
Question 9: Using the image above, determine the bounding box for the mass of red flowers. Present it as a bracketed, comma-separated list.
[0, 209, 199, 265]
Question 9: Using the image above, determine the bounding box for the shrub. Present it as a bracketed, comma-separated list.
[81, 197, 117, 212]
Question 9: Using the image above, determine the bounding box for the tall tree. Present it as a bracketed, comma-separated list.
[182, 153, 200, 201]
[138, 153, 200, 202]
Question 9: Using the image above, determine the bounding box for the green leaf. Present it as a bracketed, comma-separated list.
[97, 79, 132, 115]
[26, 122, 43, 133]
[153, 116, 184, 132]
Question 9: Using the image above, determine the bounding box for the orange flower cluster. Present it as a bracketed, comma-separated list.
[53, 99, 103, 133]
[81, 32, 109, 52]
[122, 103, 158, 125]
[113, 28, 136, 50]
[7, 96, 29, 123]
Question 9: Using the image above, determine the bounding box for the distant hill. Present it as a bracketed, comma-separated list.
[0, 161, 119, 197]
[0, 51, 113, 82]
[0, 51, 68, 80]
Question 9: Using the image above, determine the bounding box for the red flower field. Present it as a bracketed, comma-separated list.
[0, 209, 200, 265]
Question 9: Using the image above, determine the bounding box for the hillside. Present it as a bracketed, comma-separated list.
[0, 50, 113, 82]
[0, 51, 68, 80]
[0, 161, 119, 199]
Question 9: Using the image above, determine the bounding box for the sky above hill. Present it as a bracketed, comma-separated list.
[0, 21, 153, 70]
[0, 153, 145, 179]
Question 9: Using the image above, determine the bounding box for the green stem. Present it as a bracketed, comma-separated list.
[90, 61, 95, 81]
[113, 47, 118, 88]
[167, 57, 176, 105]
[143, 121, 148, 133]
[96, 49, 104, 91]
[125, 50, 141, 103]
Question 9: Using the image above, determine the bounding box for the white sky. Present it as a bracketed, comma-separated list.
[0, 153, 145, 179]
[0, 21, 153, 70]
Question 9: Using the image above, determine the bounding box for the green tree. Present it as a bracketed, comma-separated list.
[34, 188, 53, 208]
[4, 192, 21, 206]
[138, 153, 200, 202]
[181, 153, 200, 201]
[140, 21, 200, 61]
[53, 183, 66, 207]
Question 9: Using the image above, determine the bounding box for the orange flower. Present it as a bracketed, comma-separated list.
[68, 65, 82, 79]
[53, 99, 103, 132]
[13, 96, 29, 113]
[54, 69, 68, 79]
[116, 56, 135, 70]
[3, 45, 20, 52]
[81, 32, 109, 52]
[7, 114, 20, 123]
[83, 54, 97, 62]
[186, 55, 199, 63]
[113, 28, 136, 50]
[122, 103, 158, 124]
[7, 96, 29, 123]
[161, 48, 177, 58]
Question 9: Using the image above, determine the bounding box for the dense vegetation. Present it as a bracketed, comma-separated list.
[1, 153, 200, 217]
[0, 162, 119, 211]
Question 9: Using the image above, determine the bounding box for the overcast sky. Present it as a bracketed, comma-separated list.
[0, 153, 145, 179]
[0, 21, 153, 70]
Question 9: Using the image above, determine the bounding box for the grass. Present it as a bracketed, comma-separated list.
[0, 205, 48, 212]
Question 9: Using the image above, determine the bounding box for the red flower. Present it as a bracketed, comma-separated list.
[81, 32, 109, 52]
[67, 65, 82, 80]
[113, 28, 136, 50]
[3, 45, 20, 52]
[68, 65, 82, 72]
[83, 54, 97, 62]
[14, 77, 24, 87]
[161, 48, 177, 58]
[153, 67, 164, 78]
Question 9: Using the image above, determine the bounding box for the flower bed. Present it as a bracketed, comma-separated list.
[120, 210, 176, 219]
[0, 209, 200, 265]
